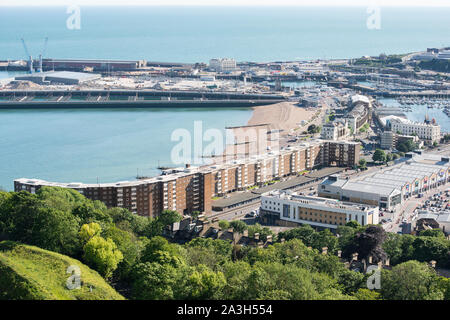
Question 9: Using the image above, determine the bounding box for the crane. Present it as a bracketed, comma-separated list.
[21, 38, 33, 73]
[38, 37, 48, 73]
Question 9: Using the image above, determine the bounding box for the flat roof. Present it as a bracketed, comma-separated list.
[252, 176, 313, 194]
[306, 167, 346, 179]
[212, 192, 260, 209]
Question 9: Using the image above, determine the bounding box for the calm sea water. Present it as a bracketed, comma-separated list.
[1, 6, 449, 190]
[0, 108, 252, 190]
[1, 6, 449, 62]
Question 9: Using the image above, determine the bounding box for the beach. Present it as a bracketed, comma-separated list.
[217, 101, 321, 163]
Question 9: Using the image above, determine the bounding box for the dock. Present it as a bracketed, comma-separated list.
[0, 89, 285, 109]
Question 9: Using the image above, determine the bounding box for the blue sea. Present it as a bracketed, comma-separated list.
[0, 6, 449, 190]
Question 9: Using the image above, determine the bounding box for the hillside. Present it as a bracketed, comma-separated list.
[0, 241, 124, 300]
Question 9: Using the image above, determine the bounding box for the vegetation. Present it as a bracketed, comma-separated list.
[397, 139, 418, 153]
[0, 187, 449, 300]
[419, 59, 450, 73]
[372, 149, 386, 163]
[0, 241, 124, 300]
[307, 124, 321, 134]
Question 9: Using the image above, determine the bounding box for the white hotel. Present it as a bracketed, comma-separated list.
[209, 58, 237, 73]
[261, 190, 379, 229]
[388, 117, 440, 144]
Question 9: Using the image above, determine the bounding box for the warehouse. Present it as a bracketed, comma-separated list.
[318, 153, 450, 210]
[15, 71, 101, 85]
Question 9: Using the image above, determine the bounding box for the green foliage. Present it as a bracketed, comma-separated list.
[419, 229, 445, 238]
[419, 59, 450, 73]
[278, 225, 338, 254]
[102, 225, 144, 280]
[218, 220, 230, 230]
[0, 191, 81, 256]
[131, 262, 178, 300]
[353, 288, 381, 300]
[82, 236, 124, 278]
[0, 241, 124, 300]
[144, 210, 182, 238]
[247, 223, 276, 242]
[307, 124, 321, 134]
[79, 222, 102, 244]
[380, 261, 444, 300]
[397, 140, 417, 153]
[346, 220, 361, 229]
[140, 236, 184, 268]
[372, 149, 386, 163]
[229, 220, 248, 234]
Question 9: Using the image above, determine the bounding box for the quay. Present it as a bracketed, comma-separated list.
[0, 89, 285, 109]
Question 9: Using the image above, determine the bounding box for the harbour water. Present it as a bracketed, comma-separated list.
[379, 98, 450, 133]
[1, 6, 450, 190]
[0, 107, 252, 190]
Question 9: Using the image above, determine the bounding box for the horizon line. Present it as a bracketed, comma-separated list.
[2, 4, 450, 7]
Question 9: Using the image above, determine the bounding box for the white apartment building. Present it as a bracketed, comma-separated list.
[209, 58, 237, 73]
[389, 117, 440, 144]
[321, 119, 350, 141]
[261, 190, 379, 229]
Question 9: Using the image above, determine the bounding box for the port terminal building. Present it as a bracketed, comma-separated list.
[15, 71, 101, 85]
[260, 190, 379, 229]
[318, 153, 449, 210]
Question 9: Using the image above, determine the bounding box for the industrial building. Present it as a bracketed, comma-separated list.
[319, 153, 450, 210]
[15, 71, 101, 85]
[42, 58, 147, 72]
[14, 140, 361, 218]
[260, 189, 379, 229]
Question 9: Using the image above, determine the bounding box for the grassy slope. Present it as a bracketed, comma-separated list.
[0, 241, 124, 300]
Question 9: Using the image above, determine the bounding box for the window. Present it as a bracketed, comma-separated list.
[283, 204, 290, 218]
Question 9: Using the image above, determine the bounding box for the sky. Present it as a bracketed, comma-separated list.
[1, 0, 450, 6]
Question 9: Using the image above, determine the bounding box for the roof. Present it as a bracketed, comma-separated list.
[306, 167, 345, 179]
[212, 192, 260, 209]
[252, 176, 313, 194]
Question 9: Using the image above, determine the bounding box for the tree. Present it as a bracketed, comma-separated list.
[131, 262, 177, 300]
[380, 261, 444, 300]
[218, 220, 230, 230]
[419, 229, 445, 239]
[354, 288, 381, 300]
[191, 211, 201, 220]
[0, 191, 81, 256]
[102, 225, 144, 280]
[140, 236, 184, 268]
[79, 222, 102, 244]
[144, 210, 182, 238]
[346, 220, 361, 229]
[358, 159, 367, 170]
[385, 153, 393, 163]
[307, 124, 321, 134]
[230, 220, 248, 234]
[182, 265, 227, 300]
[83, 235, 124, 278]
[372, 149, 386, 163]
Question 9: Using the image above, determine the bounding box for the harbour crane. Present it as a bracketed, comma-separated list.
[38, 37, 48, 72]
[21, 38, 33, 73]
